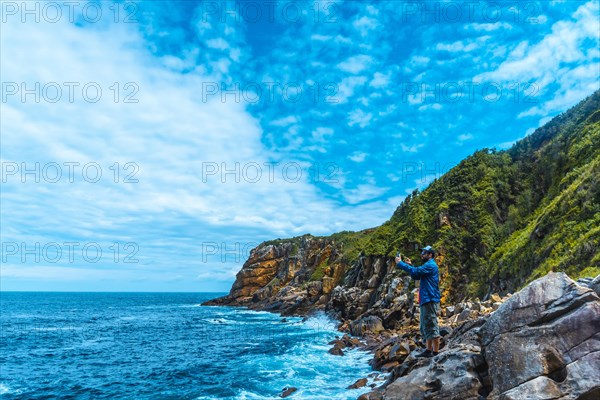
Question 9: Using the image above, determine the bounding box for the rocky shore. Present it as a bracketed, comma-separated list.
[203, 238, 600, 399]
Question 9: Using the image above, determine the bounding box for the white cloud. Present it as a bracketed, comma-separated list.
[468, 2, 600, 128]
[206, 37, 229, 50]
[518, 107, 544, 118]
[353, 16, 379, 37]
[466, 22, 513, 31]
[348, 152, 368, 163]
[370, 71, 391, 88]
[418, 103, 442, 111]
[334, 35, 353, 44]
[410, 55, 430, 66]
[458, 134, 474, 141]
[475, 0, 600, 112]
[436, 36, 490, 53]
[403, 55, 430, 74]
[347, 109, 373, 128]
[311, 34, 332, 41]
[336, 76, 367, 103]
[342, 184, 388, 205]
[270, 115, 298, 127]
[400, 143, 424, 153]
[337, 55, 373, 74]
[312, 127, 334, 143]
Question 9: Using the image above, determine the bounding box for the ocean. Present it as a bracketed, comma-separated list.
[0, 292, 377, 399]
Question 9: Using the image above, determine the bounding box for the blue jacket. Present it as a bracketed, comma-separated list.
[396, 258, 441, 306]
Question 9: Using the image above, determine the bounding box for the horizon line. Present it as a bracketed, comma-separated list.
[0, 290, 229, 293]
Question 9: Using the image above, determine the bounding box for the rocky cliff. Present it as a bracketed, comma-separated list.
[203, 91, 600, 398]
[204, 234, 423, 329]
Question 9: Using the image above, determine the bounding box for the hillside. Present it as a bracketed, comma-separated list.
[205, 90, 600, 321]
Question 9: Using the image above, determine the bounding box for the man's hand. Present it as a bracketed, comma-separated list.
[395, 256, 412, 265]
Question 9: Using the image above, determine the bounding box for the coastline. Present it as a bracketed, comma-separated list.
[204, 272, 600, 399]
[201, 288, 497, 398]
[202, 298, 388, 397]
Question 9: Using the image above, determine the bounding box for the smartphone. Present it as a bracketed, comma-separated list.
[396, 251, 402, 259]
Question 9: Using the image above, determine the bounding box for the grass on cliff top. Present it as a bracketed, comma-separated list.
[259, 229, 376, 264]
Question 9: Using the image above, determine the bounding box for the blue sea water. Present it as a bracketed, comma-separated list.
[0, 292, 378, 399]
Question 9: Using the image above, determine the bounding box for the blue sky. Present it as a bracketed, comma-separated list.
[1, 0, 599, 292]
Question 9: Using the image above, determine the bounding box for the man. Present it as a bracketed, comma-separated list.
[395, 246, 441, 358]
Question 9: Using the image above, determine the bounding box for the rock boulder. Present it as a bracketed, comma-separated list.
[481, 272, 600, 400]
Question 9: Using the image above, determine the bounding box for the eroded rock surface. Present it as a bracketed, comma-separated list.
[380, 272, 600, 400]
[481, 272, 600, 400]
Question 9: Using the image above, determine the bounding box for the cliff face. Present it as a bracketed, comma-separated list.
[205, 235, 357, 316]
[205, 235, 426, 332]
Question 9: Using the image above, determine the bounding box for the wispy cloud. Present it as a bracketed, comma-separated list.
[3, 0, 598, 291]
[337, 55, 373, 74]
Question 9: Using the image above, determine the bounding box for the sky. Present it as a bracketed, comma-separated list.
[1, 0, 599, 292]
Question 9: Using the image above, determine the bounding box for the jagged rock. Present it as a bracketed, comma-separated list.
[456, 309, 474, 323]
[306, 281, 322, 297]
[347, 377, 368, 389]
[358, 391, 383, 400]
[444, 305, 455, 317]
[279, 386, 297, 398]
[383, 343, 485, 399]
[322, 276, 335, 294]
[490, 293, 502, 303]
[367, 275, 379, 288]
[350, 315, 384, 336]
[371, 336, 412, 370]
[481, 272, 600, 399]
[586, 274, 600, 297]
[330, 286, 367, 320]
[203, 237, 349, 313]
[341, 334, 362, 348]
[381, 361, 399, 372]
[328, 345, 345, 356]
[389, 342, 411, 359]
[328, 338, 346, 349]
[381, 273, 600, 399]
[359, 290, 374, 305]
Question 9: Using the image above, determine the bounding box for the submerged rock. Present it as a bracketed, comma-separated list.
[328, 346, 344, 356]
[347, 377, 368, 389]
[279, 386, 297, 398]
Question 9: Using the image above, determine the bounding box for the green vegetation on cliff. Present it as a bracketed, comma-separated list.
[257, 91, 600, 301]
